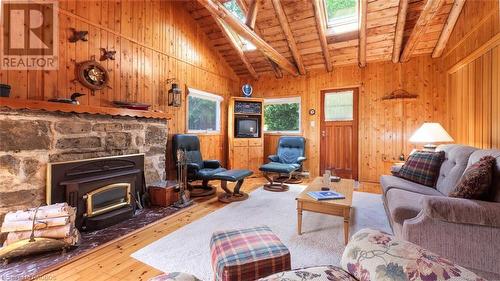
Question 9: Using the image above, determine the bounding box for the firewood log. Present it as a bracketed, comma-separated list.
[2, 227, 81, 247]
[1, 216, 72, 233]
[4, 203, 75, 222]
[4, 224, 73, 245]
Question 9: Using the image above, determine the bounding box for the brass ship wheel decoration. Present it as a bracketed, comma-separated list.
[75, 56, 111, 94]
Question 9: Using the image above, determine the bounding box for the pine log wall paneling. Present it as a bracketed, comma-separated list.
[242, 56, 447, 182]
[0, 1, 240, 176]
[439, 0, 500, 149]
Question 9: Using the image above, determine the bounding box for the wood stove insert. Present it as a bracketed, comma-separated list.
[47, 154, 145, 231]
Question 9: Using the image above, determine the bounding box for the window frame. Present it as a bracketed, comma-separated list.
[186, 88, 223, 134]
[263, 97, 302, 134]
[323, 0, 359, 35]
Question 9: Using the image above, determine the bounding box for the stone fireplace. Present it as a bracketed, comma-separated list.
[0, 107, 168, 222]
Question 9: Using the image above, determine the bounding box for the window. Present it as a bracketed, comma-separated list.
[263, 97, 301, 133]
[222, 0, 257, 51]
[187, 88, 223, 133]
[324, 90, 353, 121]
[324, 0, 359, 34]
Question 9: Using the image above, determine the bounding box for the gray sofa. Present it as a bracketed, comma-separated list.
[381, 144, 500, 279]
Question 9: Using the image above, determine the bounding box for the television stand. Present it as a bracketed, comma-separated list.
[227, 97, 264, 174]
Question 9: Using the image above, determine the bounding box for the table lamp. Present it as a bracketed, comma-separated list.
[409, 122, 454, 151]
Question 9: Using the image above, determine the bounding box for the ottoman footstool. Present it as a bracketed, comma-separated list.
[212, 169, 253, 203]
[210, 226, 291, 281]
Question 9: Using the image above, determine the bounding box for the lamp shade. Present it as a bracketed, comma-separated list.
[409, 122, 454, 144]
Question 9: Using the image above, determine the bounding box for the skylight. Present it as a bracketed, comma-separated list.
[222, 0, 257, 51]
[324, 0, 359, 34]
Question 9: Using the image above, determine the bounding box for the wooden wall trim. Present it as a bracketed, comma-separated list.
[447, 33, 500, 74]
[57, 7, 239, 82]
[442, 8, 498, 59]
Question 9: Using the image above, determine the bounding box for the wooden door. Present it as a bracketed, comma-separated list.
[320, 88, 358, 179]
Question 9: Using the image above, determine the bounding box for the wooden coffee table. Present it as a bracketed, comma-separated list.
[296, 177, 354, 245]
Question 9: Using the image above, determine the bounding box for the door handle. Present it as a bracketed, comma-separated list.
[321, 131, 326, 137]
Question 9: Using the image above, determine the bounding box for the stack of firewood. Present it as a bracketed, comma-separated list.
[1, 203, 80, 247]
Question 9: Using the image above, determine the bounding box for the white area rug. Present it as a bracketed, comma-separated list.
[131, 185, 391, 280]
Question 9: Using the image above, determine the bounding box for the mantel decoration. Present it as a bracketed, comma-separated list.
[242, 84, 253, 97]
[48, 92, 86, 105]
[112, 101, 151, 110]
[75, 58, 110, 92]
[168, 83, 182, 107]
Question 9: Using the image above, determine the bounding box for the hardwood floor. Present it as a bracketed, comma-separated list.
[42, 177, 381, 281]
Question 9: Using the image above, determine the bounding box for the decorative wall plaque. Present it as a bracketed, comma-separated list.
[75, 59, 110, 91]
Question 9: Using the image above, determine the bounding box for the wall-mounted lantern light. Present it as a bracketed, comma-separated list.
[168, 83, 182, 107]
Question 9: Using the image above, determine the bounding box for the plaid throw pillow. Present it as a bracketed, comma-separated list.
[396, 151, 445, 187]
[449, 156, 495, 200]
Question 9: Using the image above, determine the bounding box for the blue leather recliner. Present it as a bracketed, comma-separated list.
[172, 134, 226, 197]
[259, 136, 306, 192]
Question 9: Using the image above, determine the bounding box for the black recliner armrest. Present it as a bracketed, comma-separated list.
[187, 163, 201, 171]
[203, 160, 221, 169]
[268, 155, 280, 162]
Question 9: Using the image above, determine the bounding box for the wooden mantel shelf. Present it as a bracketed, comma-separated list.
[0, 98, 173, 120]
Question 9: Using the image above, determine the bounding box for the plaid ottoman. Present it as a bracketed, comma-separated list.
[210, 226, 291, 281]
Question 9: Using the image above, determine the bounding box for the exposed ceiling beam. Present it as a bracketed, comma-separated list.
[213, 16, 259, 80]
[245, 0, 260, 30]
[271, 0, 306, 75]
[400, 0, 445, 62]
[198, 0, 299, 76]
[269, 60, 283, 79]
[237, 0, 283, 78]
[312, 0, 333, 72]
[358, 0, 367, 67]
[432, 0, 466, 58]
[392, 0, 409, 63]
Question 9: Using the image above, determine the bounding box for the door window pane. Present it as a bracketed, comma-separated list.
[324, 91, 353, 121]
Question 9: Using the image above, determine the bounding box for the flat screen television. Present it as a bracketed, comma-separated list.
[235, 115, 260, 138]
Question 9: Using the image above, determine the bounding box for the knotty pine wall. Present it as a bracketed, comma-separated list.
[242, 56, 447, 183]
[438, 0, 500, 149]
[0, 1, 241, 176]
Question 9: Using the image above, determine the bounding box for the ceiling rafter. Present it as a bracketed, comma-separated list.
[197, 0, 299, 76]
[245, 0, 260, 30]
[392, 0, 409, 63]
[269, 60, 283, 79]
[312, 0, 333, 72]
[358, 0, 367, 67]
[237, 0, 284, 78]
[400, 0, 445, 62]
[432, 0, 466, 58]
[213, 16, 259, 80]
[271, 0, 306, 75]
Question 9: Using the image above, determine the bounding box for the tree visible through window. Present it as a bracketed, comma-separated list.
[325, 0, 357, 20]
[264, 98, 301, 133]
[324, 0, 358, 33]
[187, 89, 222, 133]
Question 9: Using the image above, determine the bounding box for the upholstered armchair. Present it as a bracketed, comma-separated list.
[172, 134, 226, 197]
[259, 136, 306, 191]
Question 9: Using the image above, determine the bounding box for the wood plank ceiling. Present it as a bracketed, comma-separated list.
[185, 0, 459, 78]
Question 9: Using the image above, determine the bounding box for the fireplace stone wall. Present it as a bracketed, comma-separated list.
[0, 107, 168, 221]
